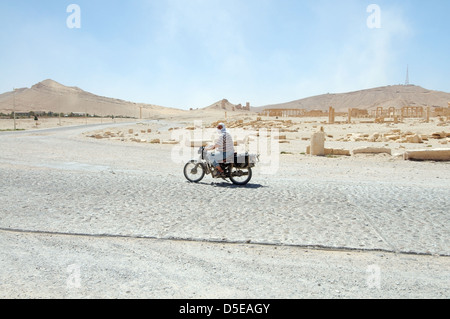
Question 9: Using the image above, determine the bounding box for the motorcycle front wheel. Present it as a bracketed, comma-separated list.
[229, 166, 252, 186]
[184, 161, 206, 183]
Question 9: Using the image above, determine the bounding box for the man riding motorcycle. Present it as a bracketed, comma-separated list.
[205, 122, 235, 177]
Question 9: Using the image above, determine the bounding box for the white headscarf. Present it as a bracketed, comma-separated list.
[217, 122, 226, 133]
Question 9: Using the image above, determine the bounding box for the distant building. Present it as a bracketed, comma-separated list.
[350, 108, 369, 118]
[71, 112, 87, 117]
[14, 111, 47, 118]
[14, 112, 31, 117]
[235, 102, 251, 111]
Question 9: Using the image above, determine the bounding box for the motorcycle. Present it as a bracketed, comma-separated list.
[184, 147, 259, 185]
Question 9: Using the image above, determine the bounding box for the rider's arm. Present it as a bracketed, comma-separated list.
[206, 135, 221, 151]
[206, 144, 218, 151]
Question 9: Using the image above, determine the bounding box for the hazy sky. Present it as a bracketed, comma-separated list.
[1, 0, 449, 109]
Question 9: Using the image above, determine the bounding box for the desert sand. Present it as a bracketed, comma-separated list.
[0, 111, 449, 299]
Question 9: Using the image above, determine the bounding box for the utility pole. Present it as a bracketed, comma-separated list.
[405, 65, 410, 86]
[59, 94, 62, 126]
[13, 88, 17, 130]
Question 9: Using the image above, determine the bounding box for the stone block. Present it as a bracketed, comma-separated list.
[404, 149, 450, 161]
[325, 148, 351, 156]
[186, 139, 210, 147]
[310, 131, 325, 156]
[162, 140, 179, 145]
[353, 147, 392, 155]
[431, 132, 447, 139]
[406, 134, 423, 144]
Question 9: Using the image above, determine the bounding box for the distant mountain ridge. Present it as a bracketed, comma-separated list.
[252, 85, 450, 113]
[0, 79, 185, 118]
[1, 80, 449, 117]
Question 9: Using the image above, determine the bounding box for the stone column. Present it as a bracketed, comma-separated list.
[329, 107, 335, 124]
[388, 107, 395, 118]
[394, 116, 399, 124]
[376, 107, 383, 118]
[311, 127, 325, 156]
[448, 102, 450, 121]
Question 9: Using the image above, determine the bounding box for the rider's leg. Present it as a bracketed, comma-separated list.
[215, 152, 225, 173]
[206, 153, 216, 168]
[207, 153, 223, 175]
[208, 152, 225, 176]
[216, 165, 224, 173]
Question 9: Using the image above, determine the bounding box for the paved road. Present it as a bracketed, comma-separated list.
[1, 123, 449, 255]
[1, 124, 449, 298]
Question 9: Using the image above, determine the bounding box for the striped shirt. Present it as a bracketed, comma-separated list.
[215, 131, 235, 154]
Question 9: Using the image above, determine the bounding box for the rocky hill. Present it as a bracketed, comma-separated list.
[0, 79, 186, 118]
[202, 99, 251, 112]
[253, 85, 450, 113]
[2, 80, 449, 118]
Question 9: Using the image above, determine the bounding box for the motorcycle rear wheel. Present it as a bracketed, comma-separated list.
[184, 161, 206, 183]
[229, 166, 252, 185]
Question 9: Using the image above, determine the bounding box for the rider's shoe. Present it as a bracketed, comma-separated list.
[213, 169, 225, 178]
[218, 171, 227, 180]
